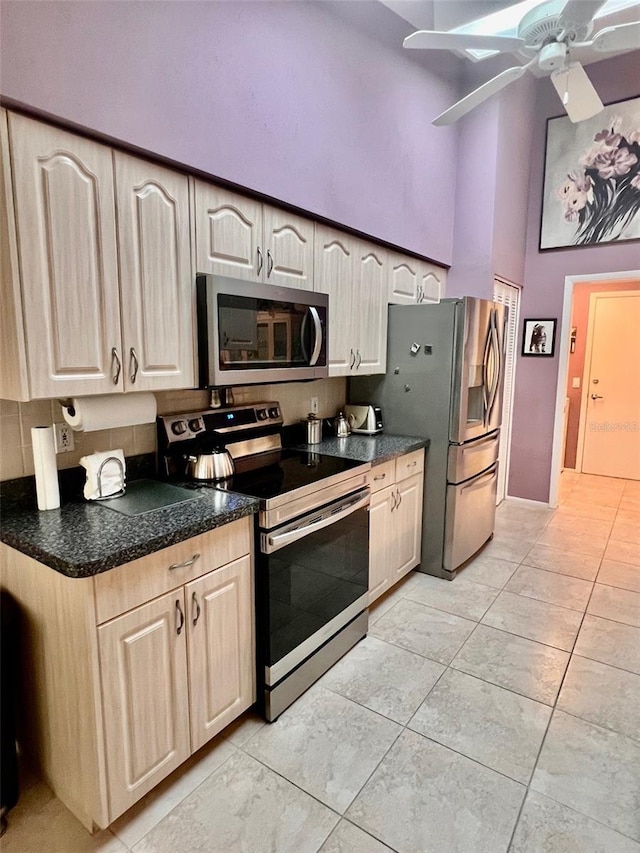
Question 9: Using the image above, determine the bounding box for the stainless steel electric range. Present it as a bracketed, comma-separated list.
[158, 403, 371, 721]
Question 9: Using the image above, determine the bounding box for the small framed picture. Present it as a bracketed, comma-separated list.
[521, 319, 556, 357]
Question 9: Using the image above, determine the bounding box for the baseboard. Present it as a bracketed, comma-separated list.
[502, 495, 553, 509]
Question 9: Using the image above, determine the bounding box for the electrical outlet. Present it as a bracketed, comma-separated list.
[54, 422, 75, 453]
[310, 396, 319, 415]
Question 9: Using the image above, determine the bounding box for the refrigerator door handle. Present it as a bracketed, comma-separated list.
[487, 309, 502, 424]
[482, 321, 492, 427]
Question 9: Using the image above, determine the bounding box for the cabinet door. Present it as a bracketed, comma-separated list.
[356, 243, 387, 375]
[368, 486, 395, 604]
[419, 262, 446, 303]
[314, 225, 356, 376]
[186, 555, 255, 753]
[393, 473, 424, 581]
[263, 207, 314, 290]
[389, 252, 420, 305]
[9, 114, 123, 397]
[115, 153, 195, 391]
[98, 591, 190, 821]
[195, 183, 263, 281]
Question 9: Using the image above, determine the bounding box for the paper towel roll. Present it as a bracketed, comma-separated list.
[31, 426, 60, 511]
[62, 393, 157, 432]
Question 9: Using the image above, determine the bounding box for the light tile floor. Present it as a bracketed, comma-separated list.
[4, 471, 640, 852]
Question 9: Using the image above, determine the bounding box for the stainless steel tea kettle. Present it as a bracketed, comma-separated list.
[185, 447, 234, 481]
[334, 411, 351, 438]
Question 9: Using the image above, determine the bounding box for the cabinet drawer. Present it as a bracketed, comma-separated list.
[94, 517, 252, 624]
[369, 460, 395, 493]
[395, 449, 425, 481]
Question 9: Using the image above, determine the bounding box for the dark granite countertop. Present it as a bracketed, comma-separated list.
[290, 434, 429, 465]
[0, 487, 259, 579]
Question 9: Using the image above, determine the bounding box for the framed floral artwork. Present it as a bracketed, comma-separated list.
[521, 319, 556, 357]
[539, 96, 640, 249]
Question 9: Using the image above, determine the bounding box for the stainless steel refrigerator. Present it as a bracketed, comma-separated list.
[351, 297, 506, 580]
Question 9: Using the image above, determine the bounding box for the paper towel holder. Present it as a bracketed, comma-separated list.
[58, 399, 76, 418]
[95, 456, 126, 500]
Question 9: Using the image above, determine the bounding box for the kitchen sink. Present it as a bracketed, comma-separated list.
[96, 479, 202, 517]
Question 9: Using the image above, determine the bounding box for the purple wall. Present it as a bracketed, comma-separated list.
[446, 73, 536, 299]
[508, 52, 640, 502]
[0, 0, 461, 263]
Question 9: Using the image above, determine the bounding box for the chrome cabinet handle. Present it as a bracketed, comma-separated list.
[267, 249, 274, 278]
[408, 461, 417, 468]
[396, 488, 402, 508]
[417, 285, 423, 303]
[111, 347, 121, 385]
[192, 591, 201, 626]
[373, 473, 386, 481]
[129, 347, 139, 384]
[175, 599, 185, 635]
[356, 350, 362, 369]
[390, 490, 397, 511]
[257, 246, 264, 276]
[168, 553, 201, 571]
[349, 349, 355, 369]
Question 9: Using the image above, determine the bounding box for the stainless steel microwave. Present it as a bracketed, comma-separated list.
[196, 274, 328, 386]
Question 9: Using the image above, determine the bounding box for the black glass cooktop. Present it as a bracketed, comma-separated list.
[199, 449, 365, 502]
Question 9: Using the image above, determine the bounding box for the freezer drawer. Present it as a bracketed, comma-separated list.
[444, 463, 498, 572]
[447, 430, 500, 484]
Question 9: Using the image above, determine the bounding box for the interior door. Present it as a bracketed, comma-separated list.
[580, 291, 640, 480]
[493, 280, 521, 502]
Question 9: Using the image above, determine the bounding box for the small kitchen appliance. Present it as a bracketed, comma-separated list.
[344, 404, 383, 435]
[158, 403, 371, 721]
[334, 412, 351, 437]
[196, 274, 328, 387]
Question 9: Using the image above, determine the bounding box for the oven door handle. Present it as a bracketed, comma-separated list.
[263, 490, 370, 554]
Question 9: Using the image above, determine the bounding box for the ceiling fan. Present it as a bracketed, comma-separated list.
[403, 0, 640, 125]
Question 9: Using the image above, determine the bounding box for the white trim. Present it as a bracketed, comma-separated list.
[502, 495, 552, 509]
[493, 278, 521, 504]
[576, 289, 640, 474]
[549, 269, 640, 509]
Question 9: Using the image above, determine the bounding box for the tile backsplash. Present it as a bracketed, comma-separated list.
[0, 378, 346, 482]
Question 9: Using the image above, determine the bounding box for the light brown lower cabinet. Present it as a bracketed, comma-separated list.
[369, 450, 425, 603]
[0, 517, 255, 831]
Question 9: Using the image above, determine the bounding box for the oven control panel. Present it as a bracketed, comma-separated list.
[159, 403, 283, 444]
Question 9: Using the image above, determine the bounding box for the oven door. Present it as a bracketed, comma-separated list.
[197, 274, 328, 386]
[258, 488, 370, 687]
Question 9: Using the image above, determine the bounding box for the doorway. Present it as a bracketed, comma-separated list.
[549, 270, 640, 508]
[493, 278, 521, 503]
[577, 291, 640, 480]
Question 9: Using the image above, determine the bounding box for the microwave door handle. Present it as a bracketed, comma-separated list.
[308, 306, 323, 366]
[265, 490, 370, 553]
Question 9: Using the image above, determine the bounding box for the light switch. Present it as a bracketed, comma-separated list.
[572, 377, 580, 389]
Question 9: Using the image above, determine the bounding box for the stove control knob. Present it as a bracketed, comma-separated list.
[171, 420, 188, 436]
[257, 408, 268, 420]
[188, 418, 203, 433]
[268, 407, 280, 419]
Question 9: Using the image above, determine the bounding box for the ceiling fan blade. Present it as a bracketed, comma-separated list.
[432, 64, 529, 126]
[591, 20, 640, 52]
[403, 30, 525, 53]
[550, 62, 604, 122]
[559, 0, 607, 29]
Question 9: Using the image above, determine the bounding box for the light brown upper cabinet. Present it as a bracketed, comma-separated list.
[114, 152, 195, 391]
[195, 183, 314, 288]
[314, 225, 387, 376]
[1, 112, 194, 400]
[389, 250, 446, 305]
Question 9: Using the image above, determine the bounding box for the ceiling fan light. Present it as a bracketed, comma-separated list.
[550, 63, 604, 122]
